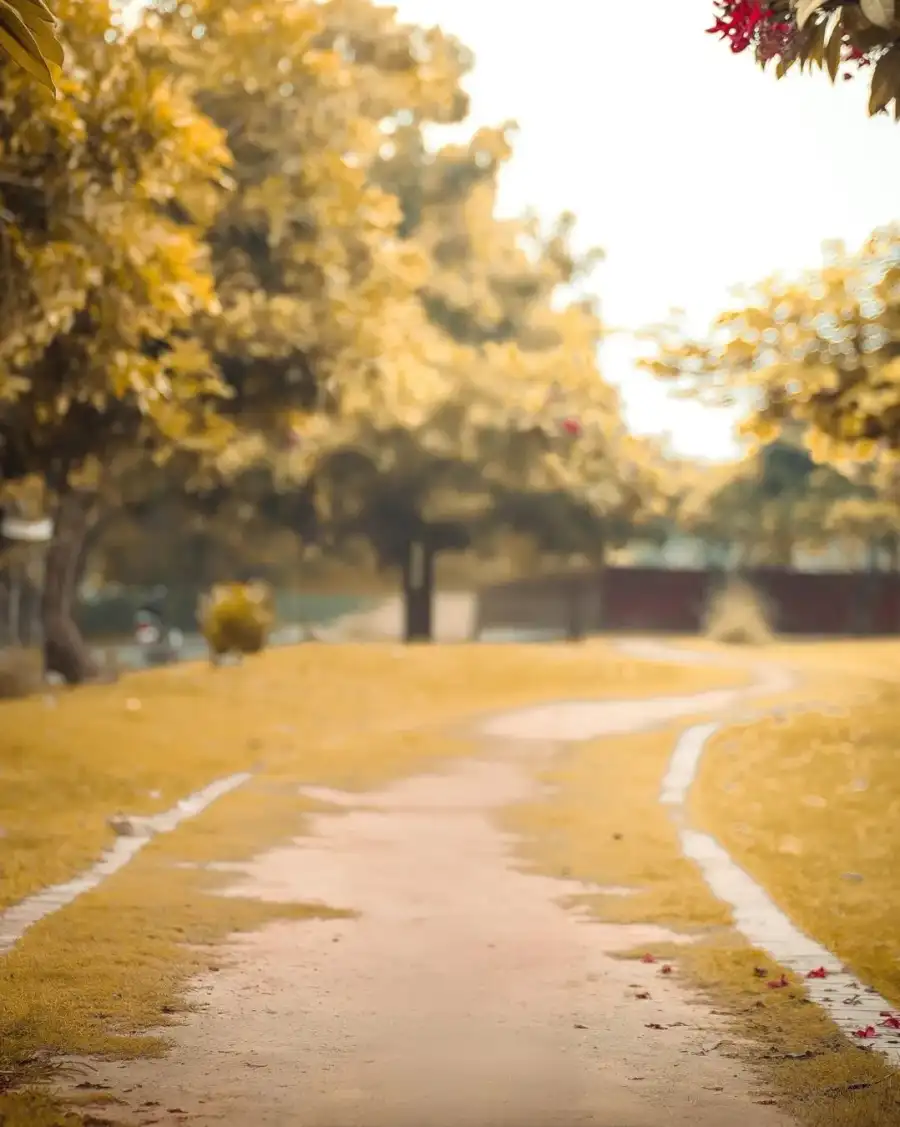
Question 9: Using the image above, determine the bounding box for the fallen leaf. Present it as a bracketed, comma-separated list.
[753, 967, 768, 978]
[645, 1022, 665, 1030]
[635, 991, 652, 1000]
[661, 964, 673, 975]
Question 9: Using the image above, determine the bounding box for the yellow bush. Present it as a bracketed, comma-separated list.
[197, 581, 275, 660]
[702, 577, 773, 645]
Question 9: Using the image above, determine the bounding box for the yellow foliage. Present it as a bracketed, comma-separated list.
[641, 226, 900, 470]
[197, 581, 275, 659]
[702, 579, 774, 645]
[0, 0, 233, 489]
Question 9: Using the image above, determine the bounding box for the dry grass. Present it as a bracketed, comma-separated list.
[674, 635, 900, 693]
[702, 578, 774, 645]
[506, 725, 732, 931]
[762, 638, 900, 687]
[693, 681, 900, 1010]
[0, 641, 742, 914]
[682, 938, 900, 1127]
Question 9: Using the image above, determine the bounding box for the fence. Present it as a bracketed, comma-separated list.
[474, 565, 900, 638]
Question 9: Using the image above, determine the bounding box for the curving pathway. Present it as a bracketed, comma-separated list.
[54, 639, 831, 1127]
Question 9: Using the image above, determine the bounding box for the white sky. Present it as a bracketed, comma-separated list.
[394, 0, 900, 460]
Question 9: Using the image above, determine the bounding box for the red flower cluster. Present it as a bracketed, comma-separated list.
[708, 1, 875, 77]
[707, 1, 788, 54]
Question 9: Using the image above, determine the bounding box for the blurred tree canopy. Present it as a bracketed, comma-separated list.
[0, 0, 666, 671]
[641, 228, 900, 471]
[708, 1, 900, 118]
[0, 0, 233, 679]
[667, 433, 868, 568]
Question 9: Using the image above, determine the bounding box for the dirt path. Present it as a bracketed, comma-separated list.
[65, 646, 799, 1127]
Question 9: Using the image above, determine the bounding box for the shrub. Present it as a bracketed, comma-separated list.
[702, 578, 773, 645]
[197, 582, 275, 661]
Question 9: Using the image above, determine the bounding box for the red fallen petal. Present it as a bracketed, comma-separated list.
[767, 975, 789, 989]
[661, 965, 673, 975]
[852, 1026, 878, 1039]
[806, 967, 828, 979]
[880, 1016, 900, 1029]
[561, 417, 582, 436]
[640, 954, 656, 964]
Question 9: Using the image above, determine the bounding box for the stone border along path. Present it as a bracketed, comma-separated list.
[488, 637, 900, 1068]
[668, 723, 900, 1066]
[0, 772, 252, 953]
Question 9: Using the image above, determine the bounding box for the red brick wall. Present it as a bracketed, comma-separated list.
[475, 566, 900, 637]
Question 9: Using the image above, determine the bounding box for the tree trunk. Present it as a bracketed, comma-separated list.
[565, 577, 585, 641]
[42, 489, 101, 684]
[402, 538, 434, 643]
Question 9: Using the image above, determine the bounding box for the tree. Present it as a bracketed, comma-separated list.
[673, 435, 858, 567]
[310, 109, 662, 640]
[0, 0, 232, 681]
[707, 1, 900, 118]
[146, 0, 470, 454]
[821, 456, 900, 566]
[640, 227, 900, 471]
[86, 455, 319, 595]
[0, 0, 62, 91]
[105, 0, 481, 638]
